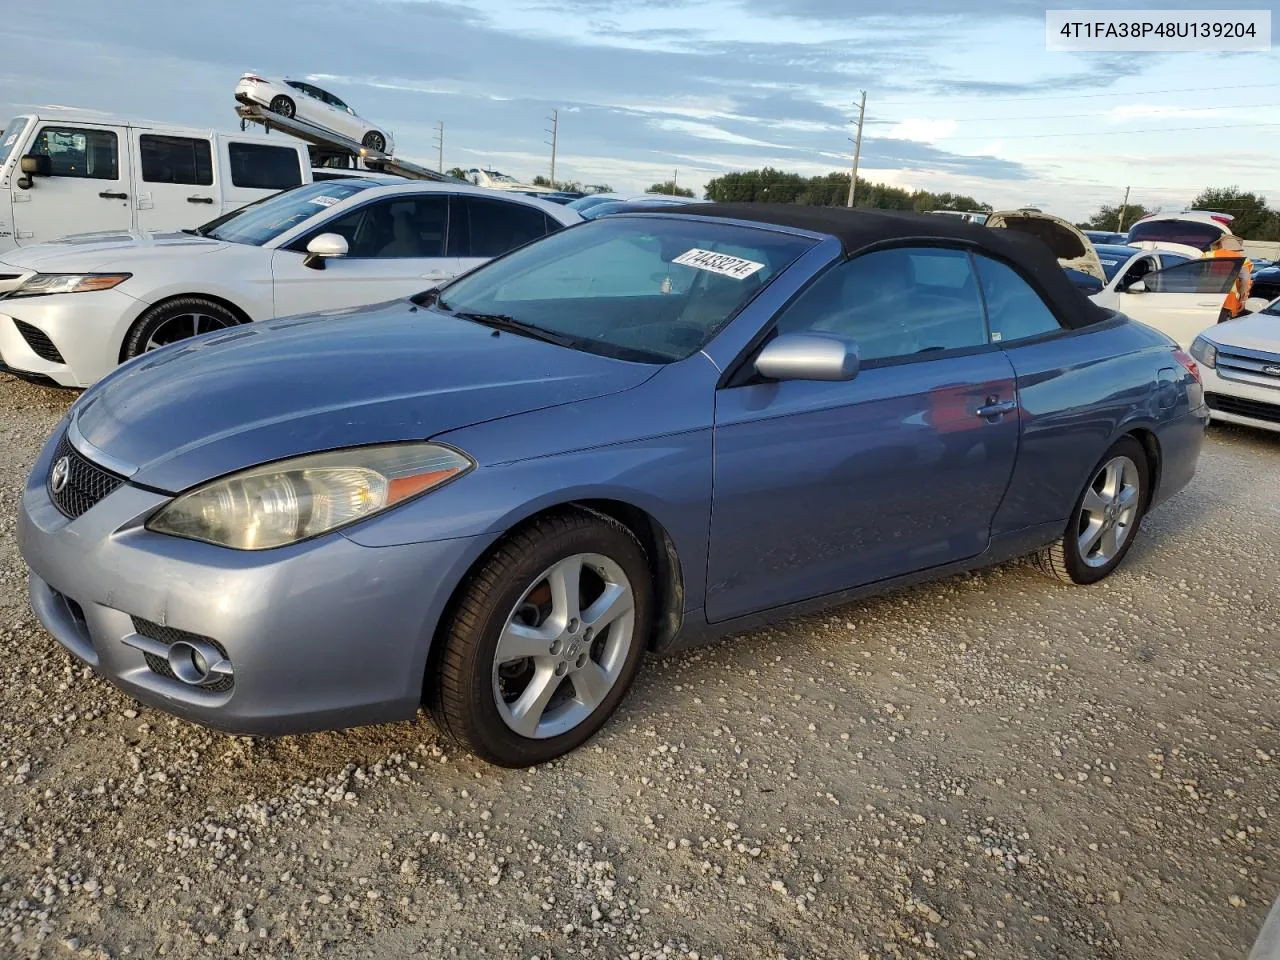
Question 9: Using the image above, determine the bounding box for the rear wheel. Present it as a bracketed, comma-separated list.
[269, 95, 296, 119]
[1037, 436, 1151, 585]
[362, 131, 387, 153]
[121, 297, 243, 361]
[428, 509, 652, 767]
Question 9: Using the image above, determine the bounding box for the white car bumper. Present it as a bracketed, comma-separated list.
[234, 79, 277, 109]
[0, 289, 146, 388]
[1202, 346, 1280, 434]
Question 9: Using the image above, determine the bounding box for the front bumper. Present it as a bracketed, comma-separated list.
[0, 288, 146, 388]
[18, 429, 491, 735]
[1201, 364, 1280, 434]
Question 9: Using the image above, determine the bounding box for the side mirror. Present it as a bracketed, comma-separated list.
[303, 232, 349, 270]
[755, 333, 860, 382]
[1126, 279, 1147, 294]
[16, 153, 50, 189]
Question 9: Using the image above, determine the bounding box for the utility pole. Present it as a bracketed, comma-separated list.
[1116, 185, 1131, 231]
[847, 91, 866, 208]
[433, 121, 444, 173]
[672, 169, 678, 195]
[545, 109, 559, 188]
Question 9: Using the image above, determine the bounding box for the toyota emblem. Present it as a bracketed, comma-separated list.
[50, 456, 70, 494]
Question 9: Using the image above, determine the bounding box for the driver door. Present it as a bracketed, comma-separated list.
[270, 193, 460, 317]
[1117, 256, 1243, 347]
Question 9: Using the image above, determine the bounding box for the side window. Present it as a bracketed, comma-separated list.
[227, 143, 303, 190]
[455, 197, 549, 258]
[974, 256, 1063, 343]
[139, 134, 213, 185]
[29, 126, 118, 180]
[1146, 257, 1240, 294]
[303, 195, 448, 258]
[1119, 255, 1156, 289]
[775, 247, 988, 362]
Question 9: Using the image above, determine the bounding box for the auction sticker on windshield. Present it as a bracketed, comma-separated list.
[673, 248, 766, 280]
[309, 196, 343, 207]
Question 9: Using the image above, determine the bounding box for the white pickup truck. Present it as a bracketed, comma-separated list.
[0, 110, 311, 253]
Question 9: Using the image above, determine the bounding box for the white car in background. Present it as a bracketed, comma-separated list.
[235, 74, 395, 154]
[1091, 253, 1243, 348]
[1126, 209, 1235, 259]
[0, 180, 578, 387]
[1190, 297, 1280, 434]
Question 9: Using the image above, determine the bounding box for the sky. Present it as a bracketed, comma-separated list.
[2, 0, 1276, 220]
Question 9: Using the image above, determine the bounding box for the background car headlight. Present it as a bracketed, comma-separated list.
[7, 273, 132, 298]
[1189, 336, 1218, 369]
[147, 443, 473, 550]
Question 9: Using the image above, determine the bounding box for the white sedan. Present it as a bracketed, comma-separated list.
[1190, 297, 1280, 434]
[235, 73, 395, 154]
[0, 181, 580, 387]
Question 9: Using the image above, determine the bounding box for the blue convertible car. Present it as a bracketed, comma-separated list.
[18, 204, 1207, 766]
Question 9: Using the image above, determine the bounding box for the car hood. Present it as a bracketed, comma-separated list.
[1205, 310, 1280, 354]
[987, 210, 1106, 283]
[0, 230, 227, 283]
[72, 301, 659, 493]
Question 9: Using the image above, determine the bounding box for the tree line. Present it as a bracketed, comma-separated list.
[702, 168, 989, 214]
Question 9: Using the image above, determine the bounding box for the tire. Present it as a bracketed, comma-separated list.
[428, 509, 653, 767]
[269, 95, 296, 119]
[1037, 436, 1151, 585]
[121, 297, 244, 361]
[362, 131, 387, 153]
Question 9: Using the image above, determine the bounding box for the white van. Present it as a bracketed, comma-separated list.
[0, 111, 311, 253]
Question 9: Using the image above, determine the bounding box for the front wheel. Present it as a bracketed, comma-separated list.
[428, 510, 652, 767]
[362, 131, 387, 153]
[121, 297, 243, 361]
[1037, 436, 1151, 585]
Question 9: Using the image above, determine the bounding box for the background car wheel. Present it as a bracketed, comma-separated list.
[269, 95, 296, 119]
[428, 509, 652, 767]
[1037, 435, 1151, 585]
[121, 297, 243, 361]
[362, 131, 387, 153]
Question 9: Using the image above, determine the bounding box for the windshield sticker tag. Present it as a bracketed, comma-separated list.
[2, 134, 16, 148]
[309, 196, 342, 207]
[672, 248, 765, 280]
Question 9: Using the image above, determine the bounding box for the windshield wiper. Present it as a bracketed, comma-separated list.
[454, 312, 575, 348]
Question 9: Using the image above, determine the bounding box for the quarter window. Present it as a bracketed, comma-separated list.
[974, 255, 1063, 343]
[29, 126, 118, 180]
[227, 142, 303, 190]
[775, 247, 988, 361]
[139, 134, 213, 185]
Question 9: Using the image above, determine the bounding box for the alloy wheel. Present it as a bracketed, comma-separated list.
[144, 312, 238, 352]
[1076, 455, 1141, 568]
[491, 553, 635, 739]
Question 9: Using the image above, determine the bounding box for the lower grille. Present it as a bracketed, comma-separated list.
[131, 617, 234, 693]
[1206, 392, 1280, 425]
[48, 432, 126, 519]
[13, 319, 65, 363]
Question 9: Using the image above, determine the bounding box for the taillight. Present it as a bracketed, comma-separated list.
[1172, 348, 1201, 384]
[1211, 215, 1233, 226]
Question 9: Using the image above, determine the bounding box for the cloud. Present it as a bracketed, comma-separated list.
[884, 118, 959, 143]
[648, 119, 784, 148]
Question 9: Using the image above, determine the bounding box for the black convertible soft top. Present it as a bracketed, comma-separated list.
[639, 203, 1113, 330]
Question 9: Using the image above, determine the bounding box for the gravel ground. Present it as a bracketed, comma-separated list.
[0, 373, 1276, 960]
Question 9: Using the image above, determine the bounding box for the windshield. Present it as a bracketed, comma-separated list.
[1128, 220, 1225, 251]
[202, 180, 374, 246]
[567, 195, 617, 213]
[0, 116, 30, 167]
[431, 215, 816, 363]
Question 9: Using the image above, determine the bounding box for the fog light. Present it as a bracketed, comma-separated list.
[164, 639, 231, 687]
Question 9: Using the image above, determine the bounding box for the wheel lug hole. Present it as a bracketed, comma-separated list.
[567, 618, 579, 635]
[554, 662, 568, 677]
[550, 640, 562, 656]
[584, 627, 594, 642]
[576, 653, 588, 670]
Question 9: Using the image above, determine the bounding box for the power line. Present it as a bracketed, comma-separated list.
[863, 103, 1277, 125]
[874, 82, 1280, 105]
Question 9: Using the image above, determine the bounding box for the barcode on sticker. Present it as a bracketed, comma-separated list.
[672, 248, 765, 280]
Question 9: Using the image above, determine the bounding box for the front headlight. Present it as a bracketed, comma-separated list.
[7, 273, 132, 299]
[147, 443, 473, 550]
[1189, 336, 1218, 369]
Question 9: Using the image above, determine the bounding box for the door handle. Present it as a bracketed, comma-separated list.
[975, 398, 1017, 419]
[1196, 301, 1221, 307]
[186, 196, 215, 204]
[98, 190, 128, 200]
